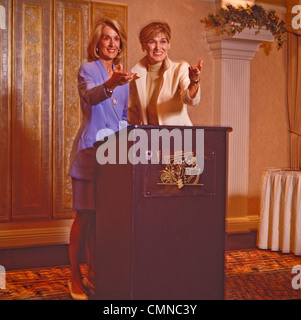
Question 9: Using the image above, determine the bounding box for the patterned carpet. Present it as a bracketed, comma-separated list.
[1, 249, 301, 300]
[225, 249, 301, 300]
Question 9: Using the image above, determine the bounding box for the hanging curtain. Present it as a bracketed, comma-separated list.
[287, 32, 301, 168]
[286, 0, 301, 168]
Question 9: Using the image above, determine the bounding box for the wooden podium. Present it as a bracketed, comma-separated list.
[94, 125, 230, 300]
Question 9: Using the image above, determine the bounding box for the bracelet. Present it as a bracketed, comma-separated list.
[190, 79, 200, 84]
[104, 83, 114, 96]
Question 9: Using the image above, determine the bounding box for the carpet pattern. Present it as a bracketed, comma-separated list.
[225, 249, 301, 300]
[1, 249, 301, 300]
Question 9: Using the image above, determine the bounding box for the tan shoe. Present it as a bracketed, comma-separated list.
[68, 280, 88, 300]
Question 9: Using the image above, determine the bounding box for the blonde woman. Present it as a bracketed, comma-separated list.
[68, 18, 135, 300]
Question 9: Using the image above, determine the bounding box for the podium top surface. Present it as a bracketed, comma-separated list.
[93, 124, 232, 148]
[128, 124, 232, 131]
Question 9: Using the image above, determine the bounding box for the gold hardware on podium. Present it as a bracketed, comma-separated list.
[158, 151, 204, 189]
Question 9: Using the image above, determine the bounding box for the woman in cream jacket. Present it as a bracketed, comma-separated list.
[128, 21, 203, 126]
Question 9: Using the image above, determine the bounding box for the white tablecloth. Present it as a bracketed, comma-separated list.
[258, 169, 301, 255]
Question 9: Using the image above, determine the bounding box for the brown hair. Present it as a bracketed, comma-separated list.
[139, 21, 171, 45]
[87, 17, 126, 62]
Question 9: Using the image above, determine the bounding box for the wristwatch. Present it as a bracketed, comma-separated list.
[104, 83, 114, 96]
[191, 79, 200, 84]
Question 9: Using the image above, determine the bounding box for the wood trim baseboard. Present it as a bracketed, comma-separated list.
[0, 216, 259, 248]
[0, 219, 73, 249]
[226, 215, 259, 234]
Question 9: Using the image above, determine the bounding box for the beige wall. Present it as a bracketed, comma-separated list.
[97, 0, 288, 219]
[249, 10, 288, 216]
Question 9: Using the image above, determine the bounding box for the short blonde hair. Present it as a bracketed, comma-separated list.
[139, 21, 171, 45]
[87, 17, 126, 62]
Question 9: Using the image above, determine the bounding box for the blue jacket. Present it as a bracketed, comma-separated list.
[69, 59, 129, 178]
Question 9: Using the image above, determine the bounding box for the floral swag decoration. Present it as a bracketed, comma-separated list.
[201, 4, 286, 49]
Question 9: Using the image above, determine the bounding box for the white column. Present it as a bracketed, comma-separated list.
[206, 28, 274, 232]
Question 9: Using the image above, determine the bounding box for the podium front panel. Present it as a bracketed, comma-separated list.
[94, 125, 230, 300]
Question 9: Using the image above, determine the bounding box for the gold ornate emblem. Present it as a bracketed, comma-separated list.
[158, 151, 203, 189]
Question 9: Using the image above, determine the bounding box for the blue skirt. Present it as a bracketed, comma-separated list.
[69, 148, 97, 212]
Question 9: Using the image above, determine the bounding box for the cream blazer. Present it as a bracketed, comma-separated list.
[128, 57, 200, 126]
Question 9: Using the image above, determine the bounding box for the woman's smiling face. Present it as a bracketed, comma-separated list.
[97, 25, 121, 61]
[142, 32, 170, 65]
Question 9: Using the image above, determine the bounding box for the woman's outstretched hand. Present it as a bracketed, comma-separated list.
[187, 58, 203, 99]
[106, 63, 137, 91]
[189, 58, 203, 84]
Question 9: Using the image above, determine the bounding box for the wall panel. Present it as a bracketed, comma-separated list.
[12, 0, 52, 220]
[1, 0, 127, 225]
[53, 0, 90, 218]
